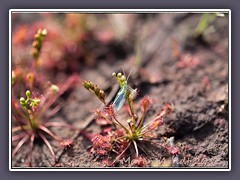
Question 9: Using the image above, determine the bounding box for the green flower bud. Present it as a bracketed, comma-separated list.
[51, 84, 59, 93]
[120, 75, 126, 82]
[30, 99, 41, 107]
[117, 72, 122, 78]
[34, 99, 41, 104]
[20, 97, 25, 104]
[26, 90, 31, 98]
[41, 29, 48, 36]
[112, 72, 116, 77]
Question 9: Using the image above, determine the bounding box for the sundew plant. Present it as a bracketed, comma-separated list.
[12, 28, 79, 166]
[83, 72, 180, 167]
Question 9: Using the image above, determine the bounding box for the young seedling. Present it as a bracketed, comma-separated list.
[12, 28, 79, 167]
[83, 72, 179, 167]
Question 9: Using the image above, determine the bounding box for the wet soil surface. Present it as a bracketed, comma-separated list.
[12, 13, 229, 168]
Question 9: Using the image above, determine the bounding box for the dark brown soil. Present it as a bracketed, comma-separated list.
[11, 13, 229, 168]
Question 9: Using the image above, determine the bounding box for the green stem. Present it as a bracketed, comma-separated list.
[113, 116, 130, 134]
[28, 110, 38, 131]
[136, 110, 147, 132]
[127, 95, 136, 125]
